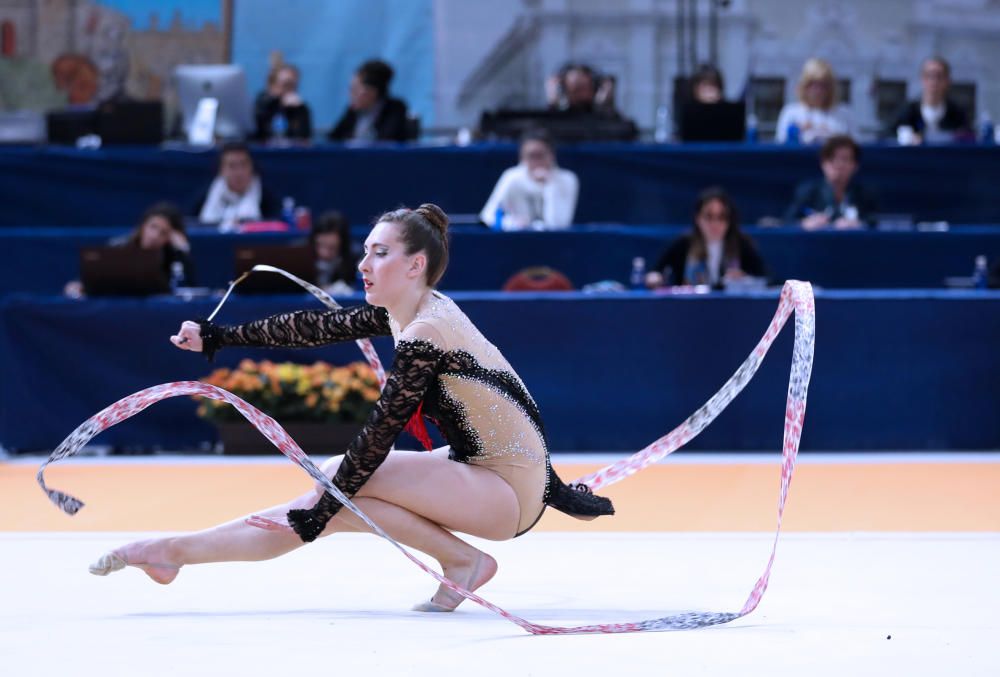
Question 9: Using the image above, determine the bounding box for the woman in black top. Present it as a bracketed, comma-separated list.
[328, 59, 410, 142]
[65, 202, 195, 297]
[254, 63, 313, 141]
[647, 187, 767, 289]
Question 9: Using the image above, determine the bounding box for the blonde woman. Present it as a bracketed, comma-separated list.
[775, 58, 852, 144]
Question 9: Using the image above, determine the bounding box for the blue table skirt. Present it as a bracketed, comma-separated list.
[2, 225, 999, 294]
[2, 143, 999, 227]
[2, 290, 997, 452]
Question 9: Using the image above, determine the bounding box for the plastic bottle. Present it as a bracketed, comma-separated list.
[294, 206, 312, 231]
[281, 197, 296, 228]
[785, 122, 800, 145]
[979, 111, 994, 145]
[654, 105, 671, 143]
[271, 111, 288, 140]
[972, 255, 989, 289]
[169, 260, 185, 293]
[745, 113, 758, 143]
[493, 205, 505, 232]
[630, 256, 646, 290]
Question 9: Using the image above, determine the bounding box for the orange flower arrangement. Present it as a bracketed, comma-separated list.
[195, 359, 380, 423]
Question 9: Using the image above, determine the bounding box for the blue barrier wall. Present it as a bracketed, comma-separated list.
[2, 144, 999, 227]
[2, 290, 997, 452]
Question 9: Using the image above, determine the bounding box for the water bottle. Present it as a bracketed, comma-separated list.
[972, 255, 989, 289]
[271, 111, 288, 140]
[281, 196, 296, 228]
[785, 122, 800, 145]
[654, 105, 671, 143]
[169, 260, 185, 293]
[745, 113, 758, 144]
[493, 205, 505, 231]
[630, 256, 646, 290]
[979, 111, 994, 145]
[294, 206, 312, 231]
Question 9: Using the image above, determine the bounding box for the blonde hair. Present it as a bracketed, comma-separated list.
[795, 58, 837, 110]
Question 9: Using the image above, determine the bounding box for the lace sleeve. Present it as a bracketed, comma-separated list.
[198, 304, 390, 359]
[286, 338, 445, 541]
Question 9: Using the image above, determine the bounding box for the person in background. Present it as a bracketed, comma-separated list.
[311, 210, 358, 295]
[775, 58, 852, 144]
[328, 59, 410, 143]
[254, 60, 312, 141]
[889, 56, 971, 144]
[64, 202, 195, 298]
[194, 142, 280, 227]
[478, 129, 579, 231]
[545, 63, 616, 114]
[51, 53, 100, 107]
[646, 187, 766, 289]
[784, 135, 877, 230]
[689, 63, 725, 104]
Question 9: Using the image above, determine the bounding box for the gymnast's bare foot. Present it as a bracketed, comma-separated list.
[412, 551, 497, 612]
[89, 538, 181, 585]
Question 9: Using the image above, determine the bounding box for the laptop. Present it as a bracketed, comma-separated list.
[80, 246, 170, 296]
[234, 244, 316, 294]
[46, 109, 99, 145]
[97, 101, 164, 145]
[678, 101, 746, 142]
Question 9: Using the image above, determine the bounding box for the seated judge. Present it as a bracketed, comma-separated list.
[327, 59, 410, 143]
[478, 129, 579, 231]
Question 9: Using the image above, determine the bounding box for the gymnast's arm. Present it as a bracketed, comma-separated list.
[286, 326, 446, 541]
[170, 304, 392, 359]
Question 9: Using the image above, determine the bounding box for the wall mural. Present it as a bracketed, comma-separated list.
[0, 0, 227, 112]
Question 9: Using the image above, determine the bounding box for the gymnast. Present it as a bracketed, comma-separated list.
[89, 203, 613, 611]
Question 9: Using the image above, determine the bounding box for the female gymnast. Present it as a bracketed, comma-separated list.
[90, 203, 613, 611]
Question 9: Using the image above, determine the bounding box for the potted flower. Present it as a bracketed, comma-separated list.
[196, 359, 380, 455]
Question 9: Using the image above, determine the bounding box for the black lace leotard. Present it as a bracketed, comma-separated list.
[200, 292, 612, 542]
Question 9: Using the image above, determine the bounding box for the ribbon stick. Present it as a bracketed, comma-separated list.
[39, 281, 815, 634]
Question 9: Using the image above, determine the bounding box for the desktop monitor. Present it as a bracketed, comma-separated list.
[174, 64, 253, 140]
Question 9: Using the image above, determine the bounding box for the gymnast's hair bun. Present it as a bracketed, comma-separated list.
[415, 203, 449, 237]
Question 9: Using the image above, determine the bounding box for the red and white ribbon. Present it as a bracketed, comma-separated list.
[38, 280, 814, 634]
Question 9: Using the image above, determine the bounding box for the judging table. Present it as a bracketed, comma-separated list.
[2, 225, 999, 293]
[2, 289, 997, 453]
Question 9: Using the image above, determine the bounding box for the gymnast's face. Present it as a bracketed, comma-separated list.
[358, 221, 425, 307]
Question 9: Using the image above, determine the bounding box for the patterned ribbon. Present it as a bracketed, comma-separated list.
[37, 280, 814, 634]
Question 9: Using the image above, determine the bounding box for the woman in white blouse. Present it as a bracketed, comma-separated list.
[479, 130, 579, 230]
[775, 58, 853, 144]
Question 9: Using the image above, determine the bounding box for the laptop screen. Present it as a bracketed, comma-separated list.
[234, 244, 316, 294]
[80, 245, 169, 296]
